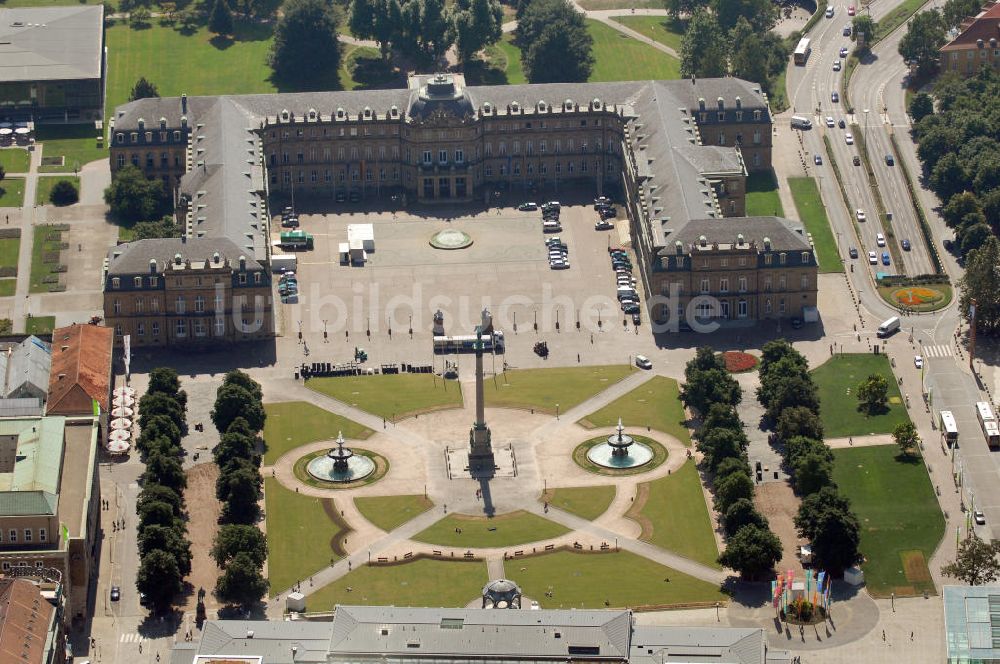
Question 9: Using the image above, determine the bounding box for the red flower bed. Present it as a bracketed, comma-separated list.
[722, 351, 758, 373]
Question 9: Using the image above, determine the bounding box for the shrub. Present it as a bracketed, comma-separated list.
[49, 180, 79, 206]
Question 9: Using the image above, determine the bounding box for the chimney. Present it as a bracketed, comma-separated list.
[181, 93, 188, 114]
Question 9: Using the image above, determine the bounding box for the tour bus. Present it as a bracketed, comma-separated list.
[939, 410, 959, 447]
[794, 37, 811, 65]
[977, 401, 1000, 448]
[433, 330, 505, 354]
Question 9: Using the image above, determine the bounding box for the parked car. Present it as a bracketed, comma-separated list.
[832, 91, 840, 103]
[518, 202, 538, 211]
[335, 191, 346, 203]
[348, 191, 360, 202]
[826, 5, 834, 16]
[848, 4, 855, 15]
[814, 153, 823, 165]
[595, 221, 614, 230]
[853, 155, 861, 166]
[791, 317, 803, 329]
[840, 46, 849, 57]
[902, 239, 911, 251]
[110, 586, 120, 602]
[843, 24, 851, 36]
[622, 302, 640, 314]
[914, 355, 923, 369]
[825, 116, 835, 127]
[833, 60, 842, 71]
[635, 355, 652, 369]
[976, 510, 987, 525]
[838, 118, 846, 128]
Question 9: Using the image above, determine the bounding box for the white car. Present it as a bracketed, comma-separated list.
[856, 209, 866, 222]
[868, 251, 878, 264]
[845, 132, 854, 145]
[826, 5, 834, 16]
[833, 60, 842, 71]
[876, 233, 886, 247]
[914, 355, 923, 369]
[635, 355, 652, 370]
[825, 116, 835, 128]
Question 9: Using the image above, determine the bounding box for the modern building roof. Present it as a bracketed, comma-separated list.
[46, 324, 113, 416]
[0, 577, 56, 664]
[944, 584, 1000, 661]
[0, 336, 51, 401]
[941, 1, 1000, 50]
[0, 6, 104, 83]
[0, 416, 65, 519]
[107, 236, 267, 276]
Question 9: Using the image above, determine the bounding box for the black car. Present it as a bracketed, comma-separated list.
[632, 312, 641, 325]
[838, 119, 846, 128]
[281, 216, 299, 228]
[849, 246, 858, 258]
[853, 155, 861, 166]
[110, 586, 120, 602]
[885, 154, 894, 166]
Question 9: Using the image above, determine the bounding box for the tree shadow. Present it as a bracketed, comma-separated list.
[232, 20, 274, 42]
[210, 34, 235, 50]
[894, 451, 921, 465]
[462, 58, 509, 86]
[348, 52, 407, 90]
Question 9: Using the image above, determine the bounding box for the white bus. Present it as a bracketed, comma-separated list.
[433, 331, 505, 354]
[940, 410, 959, 447]
[977, 401, 1000, 448]
[794, 38, 811, 65]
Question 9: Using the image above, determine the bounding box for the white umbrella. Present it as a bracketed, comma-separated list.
[108, 429, 131, 441]
[110, 417, 132, 430]
[107, 439, 130, 453]
[111, 406, 134, 418]
[113, 386, 136, 398]
[13, 127, 29, 135]
[112, 395, 134, 408]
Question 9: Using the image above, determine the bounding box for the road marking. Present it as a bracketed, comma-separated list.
[923, 344, 953, 358]
[120, 632, 141, 643]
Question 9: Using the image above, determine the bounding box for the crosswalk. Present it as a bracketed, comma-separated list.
[120, 632, 141, 643]
[922, 344, 953, 358]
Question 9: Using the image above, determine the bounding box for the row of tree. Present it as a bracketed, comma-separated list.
[680, 348, 783, 580]
[135, 368, 193, 613]
[209, 371, 269, 609]
[757, 341, 861, 576]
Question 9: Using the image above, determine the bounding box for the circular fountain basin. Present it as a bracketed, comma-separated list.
[586, 441, 653, 469]
[430, 229, 473, 250]
[306, 454, 375, 483]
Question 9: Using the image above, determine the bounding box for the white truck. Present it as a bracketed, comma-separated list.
[270, 254, 298, 273]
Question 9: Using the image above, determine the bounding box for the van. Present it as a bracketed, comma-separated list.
[877, 316, 900, 338]
[617, 287, 637, 301]
[542, 220, 562, 233]
[791, 115, 812, 130]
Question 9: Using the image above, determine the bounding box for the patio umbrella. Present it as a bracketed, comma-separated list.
[106, 439, 130, 454]
[108, 429, 131, 441]
[111, 406, 134, 418]
[13, 127, 29, 135]
[113, 386, 136, 398]
[0, 129, 11, 136]
[112, 395, 134, 408]
[110, 417, 132, 430]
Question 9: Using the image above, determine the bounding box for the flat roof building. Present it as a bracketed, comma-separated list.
[944, 584, 1000, 662]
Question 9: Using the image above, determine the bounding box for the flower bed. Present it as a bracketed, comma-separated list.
[893, 286, 943, 306]
[721, 351, 758, 373]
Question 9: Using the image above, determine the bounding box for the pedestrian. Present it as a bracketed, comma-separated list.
[910, 631, 913, 640]
[849, 437, 853, 446]
[139, 642, 142, 653]
[882, 630, 886, 641]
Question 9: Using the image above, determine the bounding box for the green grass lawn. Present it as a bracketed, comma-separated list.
[542, 486, 616, 520]
[745, 170, 785, 217]
[833, 446, 944, 596]
[0, 150, 30, 174]
[264, 477, 350, 596]
[262, 401, 373, 466]
[306, 374, 463, 421]
[811, 353, 910, 438]
[414, 511, 571, 548]
[0, 237, 20, 271]
[875, 0, 929, 41]
[0, 280, 15, 297]
[485, 365, 633, 414]
[629, 460, 720, 568]
[34, 177, 79, 207]
[514, 550, 725, 609]
[354, 495, 434, 532]
[788, 176, 844, 273]
[34, 125, 105, 174]
[578, 0, 663, 8]
[495, 36, 526, 85]
[306, 558, 488, 611]
[0, 179, 26, 208]
[587, 20, 680, 82]
[24, 316, 55, 336]
[579, 375, 690, 444]
[29, 225, 63, 294]
[610, 16, 684, 52]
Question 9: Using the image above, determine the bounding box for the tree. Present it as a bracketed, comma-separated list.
[943, 0, 980, 30]
[893, 421, 921, 455]
[715, 456, 750, 482]
[218, 465, 263, 524]
[138, 392, 184, 430]
[696, 403, 743, 437]
[222, 370, 263, 401]
[136, 549, 183, 612]
[209, 0, 235, 35]
[687, 345, 728, 374]
[148, 367, 186, 409]
[49, 180, 78, 206]
[211, 524, 267, 568]
[795, 486, 853, 539]
[137, 500, 179, 530]
[129, 77, 160, 101]
[453, 0, 503, 63]
[712, 0, 776, 32]
[0, 164, 5, 181]
[137, 484, 184, 518]
[717, 524, 782, 580]
[129, 6, 151, 28]
[723, 498, 768, 537]
[856, 373, 889, 415]
[141, 414, 182, 446]
[942, 535, 1000, 585]
[852, 14, 876, 47]
[138, 524, 192, 575]
[942, 191, 981, 228]
[929, 153, 968, 201]
[680, 368, 741, 415]
[212, 384, 265, 433]
[214, 429, 257, 472]
[792, 451, 835, 495]
[105, 165, 166, 224]
[713, 469, 754, 514]
[269, 0, 343, 90]
[775, 406, 824, 442]
[764, 373, 819, 422]
[516, 0, 593, 83]
[960, 236, 1000, 334]
[785, 436, 833, 469]
[143, 452, 187, 493]
[680, 9, 727, 79]
[909, 92, 934, 123]
[215, 552, 269, 607]
[960, 222, 992, 256]
[810, 507, 861, 574]
[899, 9, 946, 76]
[698, 427, 748, 471]
[664, 0, 696, 20]
[728, 18, 768, 86]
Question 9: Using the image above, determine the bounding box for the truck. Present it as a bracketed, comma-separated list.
[876, 316, 900, 337]
[433, 330, 505, 354]
[270, 254, 298, 273]
[278, 230, 314, 250]
[977, 401, 1000, 448]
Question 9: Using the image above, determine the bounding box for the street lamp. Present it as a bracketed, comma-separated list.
[863, 109, 870, 151]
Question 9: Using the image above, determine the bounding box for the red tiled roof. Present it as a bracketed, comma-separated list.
[46, 324, 113, 416]
[942, 2, 1000, 50]
[0, 578, 55, 664]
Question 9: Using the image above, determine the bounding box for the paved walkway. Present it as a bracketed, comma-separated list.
[826, 434, 895, 449]
[11, 146, 40, 333]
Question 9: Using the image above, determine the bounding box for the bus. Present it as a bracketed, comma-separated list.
[794, 38, 811, 65]
[939, 410, 959, 447]
[433, 331, 505, 354]
[977, 401, 1000, 448]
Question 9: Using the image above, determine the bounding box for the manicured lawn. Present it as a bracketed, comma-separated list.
[29, 225, 64, 294]
[833, 446, 944, 596]
[579, 375, 690, 445]
[0, 280, 15, 297]
[578, 0, 662, 8]
[413, 510, 570, 548]
[34, 177, 79, 207]
[629, 460, 720, 568]
[0, 178, 25, 208]
[811, 354, 910, 438]
[788, 177, 844, 273]
[875, 0, 930, 41]
[610, 16, 684, 52]
[35, 125, 105, 174]
[24, 316, 55, 336]
[306, 374, 463, 421]
[745, 170, 784, 217]
[264, 477, 349, 596]
[0, 149, 30, 174]
[354, 494, 434, 532]
[485, 365, 633, 414]
[587, 20, 680, 82]
[0, 237, 20, 271]
[262, 401, 372, 465]
[496, 36, 526, 85]
[542, 486, 616, 521]
[306, 559, 488, 611]
[514, 550, 725, 609]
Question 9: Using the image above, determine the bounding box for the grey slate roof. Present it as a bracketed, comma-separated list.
[0, 336, 51, 401]
[107, 237, 265, 276]
[0, 6, 104, 83]
[197, 619, 333, 664]
[630, 625, 767, 664]
[0, 398, 44, 418]
[0, 490, 57, 517]
[667, 216, 812, 255]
